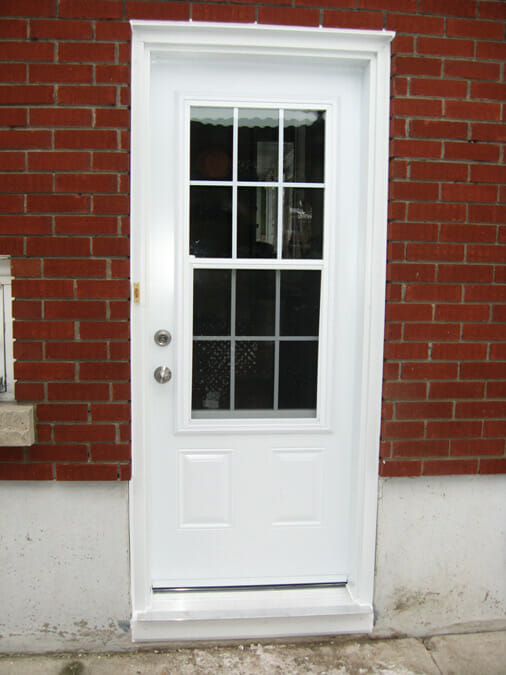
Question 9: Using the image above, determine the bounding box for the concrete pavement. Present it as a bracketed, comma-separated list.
[0, 631, 504, 674]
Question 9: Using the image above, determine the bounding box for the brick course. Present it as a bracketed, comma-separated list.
[0, 0, 504, 480]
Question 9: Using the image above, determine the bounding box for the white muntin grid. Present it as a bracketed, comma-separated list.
[188, 104, 327, 417]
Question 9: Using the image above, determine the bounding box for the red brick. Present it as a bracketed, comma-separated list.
[445, 142, 499, 163]
[476, 41, 506, 61]
[55, 130, 117, 150]
[0, 19, 27, 38]
[323, 10, 383, 30]
[387, 13, 443, 34]
[12, 259, 41, 278]
[431, 343, 487, 360]
[92, 237, 129, 257]
[446, 101, 501, 122]
[387, 263, 436, 282]
[441, 224, 497, 243]
[392, 440, 449, 457]
[28, 445, 89, 462]
[448, 18, 504, 39]
[390, 182, 439, 201]
[28, 151, 91, 171]
[119, 465, 131, 481]
[471, 82, 506, 103]
[0, 464, 53, 480]
[488, 381, 506, 398]
[13, 300, 42, 319]
[110, 261, 130, 279]
[80, 362, 130, 381]
[94, 109, 130, 128]
[479, 1, 506, 19]
[30, 108, 92, 127]
[490, 344, 506, 360]
[410, 78, 468, 98]
[492, 305, 506, 321]
[471, 123, 506, 143]
[419, 0, 477, 18]
[417, 37, 474, 58]
[383, 362, 400, 380]
[79, 321, 129, 340]
[192, 3, 255, 22]
[54, 216, 118, 236]
[95, 21, 131, 41]
[388, 222, 438, 242]
[438, 264, 493, 283]
[44, 258, 106, 277]
[461, 363, 506, 380]
[0, 236, 23, 253]
[14, 341, 43, 360]
[109, 342, 130, 359]
[468, 243, 506, 263]
[383, 382, 427, 399]
[0, 216, 51, 234]
[15, 382, 45, 401]
[55, 173, 117, 193]
[14, 321, 74, 340]
[56, 464, 118, 481]
[465, 285, 506, 302]
[469, 205, 506, 224]
[96, 64, 130, 85]
[58, 42, 115, 63]
[0, 448, 25, 462]
[37, 404, 88, 421]
[444, 60, 501, 83]
[27, 194, 90, 213]
[0, 151, 25, 171]
[484, 421, 506, 437]
[391, 139, 442, 159]
[451, 439, 504, 456]
[90, 443, 131, 462]
[393, 56, 441, 77]
[0, 173, 52, 193]
[93, 195, 129, 214]
[58, 86, 116, 106]
[397, 401, 453, 419]
[119, 424, 131, 442]
[423, 459, 478, 475]
[471, 164, 506, 183]
[385, 303, 433, 322]
[45, 342, 107, 360]
[406, 243, 465, 261]
[0, 85, 54, 105]
[427, 421, 482, 439]
[54, 424, 116, 442]
[0, 129, 51, 149]
[112, 383, 130, 400]
[358, 0, 416, 9]
[27, 237, 90, 257]
[76, 280, 129, 299]
[410, 120, 467, 140]
[125, 1, 189, 20]
[411, 161, 467, 181]
[45, 301, 106, 320]
[60, 0, 123, 19]
[258, 7, 319, 26]
[30, 64, 92, 84]
[463, 324, 506, 340]
[92, 152, 129, 171]
[0, 41, 54, 61]
[402, 362, 458, 380]
[384, 342, 428, 360]
[480, 458, 506, 474]
[91, 404, 130, 422]
[379, 460, 422, 477]
[456, 401, 506, 419]
[443, 184, 498, 203]
[48, 382, 109, 401]
[30, 19, 93, 39]
[13, 279, 73, 299]
[405, 284, 461, 303]
[0, 63, 27, 83]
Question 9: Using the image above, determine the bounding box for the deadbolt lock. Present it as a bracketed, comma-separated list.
[154, 329, 172, 346]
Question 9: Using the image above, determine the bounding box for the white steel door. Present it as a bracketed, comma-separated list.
[145, 51, 365, 589]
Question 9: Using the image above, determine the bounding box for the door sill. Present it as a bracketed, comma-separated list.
[131, 584, 373, 641]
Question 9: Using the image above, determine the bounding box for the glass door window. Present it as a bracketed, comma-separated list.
[189, 106, 326, 419]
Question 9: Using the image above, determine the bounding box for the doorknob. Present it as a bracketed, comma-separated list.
[154, 366, 172, 383]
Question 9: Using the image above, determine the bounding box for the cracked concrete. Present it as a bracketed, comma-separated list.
[0, 631, 504, 674]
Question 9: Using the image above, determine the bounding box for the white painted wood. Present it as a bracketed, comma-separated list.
[130, 21, 393, 640]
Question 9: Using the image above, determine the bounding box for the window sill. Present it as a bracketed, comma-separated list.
[0, 403, 35, 447]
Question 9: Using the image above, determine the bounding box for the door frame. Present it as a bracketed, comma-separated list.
[129, 21, 393, 642]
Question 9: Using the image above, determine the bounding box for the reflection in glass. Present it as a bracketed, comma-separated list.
[237, 187, 277, 258]
[236, 270, 275, 336]
[235, 341, 274, 409]
[238, 109, 279, 181]
[282, 188, 323, 259]
[190, 107, 233, 181]
[192, 341, 230, 411]
[279, 341, 318, 410]
[190, 186, 232, 257]
[284, 110, 325, 183]
[280, 271, 321, 337]
[193, 270, 231, 336]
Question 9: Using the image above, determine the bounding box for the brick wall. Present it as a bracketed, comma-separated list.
[0, 0, 504, 480]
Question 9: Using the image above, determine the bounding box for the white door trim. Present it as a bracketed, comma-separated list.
[129, 21, 393, 641]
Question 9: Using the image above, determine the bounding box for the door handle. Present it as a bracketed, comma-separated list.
[154, 366, 172, 383]
[154, 329, 172, 346]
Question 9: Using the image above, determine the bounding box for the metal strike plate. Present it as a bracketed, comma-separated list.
[154, 329, 172, 346]
[154, 366, 172, 384]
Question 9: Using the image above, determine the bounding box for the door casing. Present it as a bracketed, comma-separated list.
[130, 21, 393, 642]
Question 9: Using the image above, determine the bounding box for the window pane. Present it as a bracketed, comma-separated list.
[236, 270, 275, 336]
[280, 271, 320, 337]
[190, 107, 233, 181]
[192, 341, 230, 411]
[283, 110, 325, 183]
[190, 186, 232, 257]
[238, 109, 279, 181]
[279, 341, 318, 410]
[235, 341, 274, 409]
[193, 270, 231, 336]
[282, 187, 323, 259]
[237, 187, 277, 258]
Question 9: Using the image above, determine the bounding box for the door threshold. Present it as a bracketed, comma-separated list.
[153, 581, 348, 593]
[132, 583, 373, 641]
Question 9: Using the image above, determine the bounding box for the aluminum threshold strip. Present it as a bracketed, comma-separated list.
[153, 582, 347, 593]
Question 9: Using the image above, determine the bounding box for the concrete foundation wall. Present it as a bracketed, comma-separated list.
[0, 482, 131, 653]
[374, 475, 506, 637]
[0, 476, 504, 653]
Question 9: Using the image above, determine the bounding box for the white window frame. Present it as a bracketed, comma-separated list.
[0, 256, 14, 401]
[130, 21, 393, 642]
